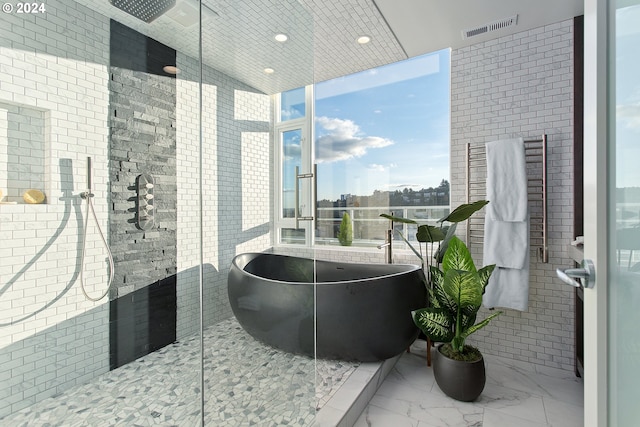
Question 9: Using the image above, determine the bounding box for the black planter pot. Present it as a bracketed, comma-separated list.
[433, 345, 486, 402]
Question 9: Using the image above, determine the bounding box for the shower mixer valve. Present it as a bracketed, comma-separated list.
[136, 173, 155, 230]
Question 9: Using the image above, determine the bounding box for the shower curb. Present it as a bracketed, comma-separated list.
[314, 353, 401, 427]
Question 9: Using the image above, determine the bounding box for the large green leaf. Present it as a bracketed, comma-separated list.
[412, 308, 455, 342]
[460, 311, 503, 340]
[442, 236, 476, 274]
[432, 279, 457, 313]
[430, 265, 444, 287]
[461, 304, 480, 319]
[439, 200, 489, 223]
[461, 312, 478, 331]
[416, 224, 446, 243]
[443, 269, 482, 309]
[379, 213, 416, 224]
[434, 223, 457, 263]
[428, 267, 444, 308]
[477, 264, 496, 293]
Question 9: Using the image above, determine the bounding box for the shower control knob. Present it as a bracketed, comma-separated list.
[135, 173, 155, 231]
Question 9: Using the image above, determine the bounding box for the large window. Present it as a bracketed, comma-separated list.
[274, 49, 451, 247]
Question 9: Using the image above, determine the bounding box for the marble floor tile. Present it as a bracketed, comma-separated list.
[355, 344, 584, 427]
[354, 404, 421, 427]
[486, 356, 584, 407]
[1, 323, 584, 427]
[482, 408, 548, 427]
[470, 383, 547, 424]
[542, 397, 583, 427]
[0, 318, 358, 427]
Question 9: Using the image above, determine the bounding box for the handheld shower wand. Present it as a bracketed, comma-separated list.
[80, 156, 115, 301]
[86, 156, 92, 193]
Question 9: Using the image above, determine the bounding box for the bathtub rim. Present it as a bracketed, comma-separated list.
[231, 252, 424, 285]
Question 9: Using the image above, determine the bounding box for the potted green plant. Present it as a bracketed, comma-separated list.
[337, 211, 353, 246]
[380, 200, 490, 274]
[414, 234, 501, 401]
[381, 200, 501, 401]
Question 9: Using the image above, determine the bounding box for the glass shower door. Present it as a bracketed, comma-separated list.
[582, 0, 640, 424]
[199, 0, 317, 424]
[0, 0, 203, 424]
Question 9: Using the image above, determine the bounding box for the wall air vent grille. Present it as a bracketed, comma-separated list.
[462, 14, 518, 39]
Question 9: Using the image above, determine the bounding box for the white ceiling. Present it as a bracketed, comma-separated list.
[89, 0, 584, 94]
[374, 0, 584, 57]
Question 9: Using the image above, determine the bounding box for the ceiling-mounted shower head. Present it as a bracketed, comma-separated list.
[109, 0, 176, 23]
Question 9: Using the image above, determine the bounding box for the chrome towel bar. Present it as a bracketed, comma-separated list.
[465, 134, 548, 263]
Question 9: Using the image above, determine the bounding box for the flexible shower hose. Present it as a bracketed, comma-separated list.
[79, 192, 115, 301]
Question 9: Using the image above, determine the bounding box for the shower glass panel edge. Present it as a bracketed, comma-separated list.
[0, 1, 204, 424]
[199, 0, 316, 424]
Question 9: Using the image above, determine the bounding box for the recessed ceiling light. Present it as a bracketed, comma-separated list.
[274, 33, 288, 42]
[264, 68, 275, 74]
[357, 35, 371, 44]
[163, 65, 179, 75]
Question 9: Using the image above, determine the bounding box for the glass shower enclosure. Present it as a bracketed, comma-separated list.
[0, 0, 315, 424]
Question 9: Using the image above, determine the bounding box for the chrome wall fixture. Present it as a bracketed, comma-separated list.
[136, 173, 155, 230]
[80, 157, 115, 301]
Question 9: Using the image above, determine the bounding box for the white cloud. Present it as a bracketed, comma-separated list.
[618, 103, 640, 129]
[367, 163, 397, 172]
[315, 116, 394, 163]
[367, 164, 387, 172]
[281, 107, 302, 120]
[283, 143, 301, 161]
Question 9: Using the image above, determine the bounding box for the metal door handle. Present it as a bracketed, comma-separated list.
[556, 259, 595, 289]
[294, 165, 316, 229]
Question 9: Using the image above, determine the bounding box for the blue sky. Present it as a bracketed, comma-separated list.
[314, 49, 451, 200]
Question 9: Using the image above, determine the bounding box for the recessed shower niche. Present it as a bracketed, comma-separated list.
[0, 102, 47, 204]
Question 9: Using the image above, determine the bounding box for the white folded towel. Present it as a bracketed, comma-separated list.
[483, 248, 530, 312]
[482, 137, 530, 311]
[483, 218, 530, 311]
[485, 138, 528, 222]
[482, 215, 528, 269]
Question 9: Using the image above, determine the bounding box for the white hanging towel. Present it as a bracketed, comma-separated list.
[485, 138, 528, 222]
[483, 218, 530, 311]
[482, 138, 530, 311]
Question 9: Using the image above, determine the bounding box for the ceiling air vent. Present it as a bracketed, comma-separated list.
[462, 14, 518, 39]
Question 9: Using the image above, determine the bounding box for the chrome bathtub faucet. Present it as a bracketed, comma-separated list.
[377, 228, 393, 264]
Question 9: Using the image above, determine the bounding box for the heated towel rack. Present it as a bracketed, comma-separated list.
[465, 135, 548, 263]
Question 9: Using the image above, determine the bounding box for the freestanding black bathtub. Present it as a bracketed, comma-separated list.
[228, 253, 427, 362]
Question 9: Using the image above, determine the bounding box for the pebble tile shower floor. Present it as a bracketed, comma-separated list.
[1, 318, 359, 426]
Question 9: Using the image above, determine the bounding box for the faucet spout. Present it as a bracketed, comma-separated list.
[377, 228, 393, 264]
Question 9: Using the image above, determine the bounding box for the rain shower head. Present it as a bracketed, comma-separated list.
[109, 0, 176, 23]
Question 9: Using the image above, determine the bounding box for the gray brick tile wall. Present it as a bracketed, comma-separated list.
[451, 19, 576, 372]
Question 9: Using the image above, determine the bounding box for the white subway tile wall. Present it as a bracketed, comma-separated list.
[0, 0, 111, 418]
[175, 53, 204, 339]
[1, 1, 274, 418]
[175, 54, 273, 338]
[451, 19, 576, 372]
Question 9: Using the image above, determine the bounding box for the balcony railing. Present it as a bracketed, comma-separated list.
[315, 205, 450, 248]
